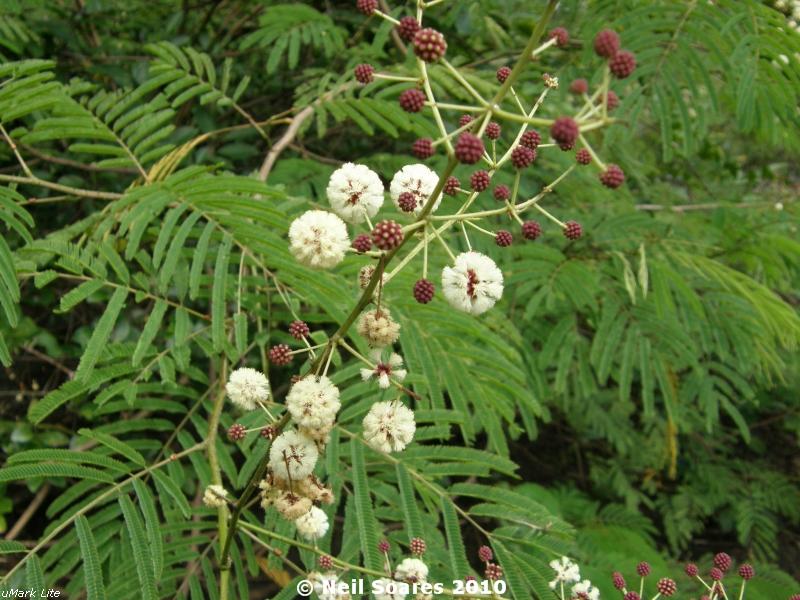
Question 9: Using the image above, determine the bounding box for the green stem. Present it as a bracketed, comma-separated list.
[0, 174, 122, 200]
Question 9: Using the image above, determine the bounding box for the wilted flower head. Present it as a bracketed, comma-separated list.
[357, 308, 401, 347]
[389, 164, 441, 216]
[295, 505, 330, 541]
[549, 556, 581, 589]
[202, 484, 228, 508]
[268, 429, 319, 480]
[326, 162, 385, 224]
[275, 490, 312, 520]
[360, 349, 407, 389]
[226, 367, 269, 411]
[286, 375, 341, 431]
[442, 251, 504, 316]
[289, 210, 350, 269]
[363, 400, 416, 453]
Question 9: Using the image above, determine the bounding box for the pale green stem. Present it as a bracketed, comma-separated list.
[373, 9, 400, 25]
[431, 224, 456, 261]
[464, 219, 495, 237]
[441, 58, 489, 106]
[374, 74, 420, 83]
[531, 36, 558, 57]
[578, 134, 606, 169]
[460, 221, 472, 250]
[419, 61, 453, 154]
[532, 203, 565, 228]
[431, 102, 484, 112]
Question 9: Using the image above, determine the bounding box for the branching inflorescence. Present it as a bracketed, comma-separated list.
[209, 1, 641, 598]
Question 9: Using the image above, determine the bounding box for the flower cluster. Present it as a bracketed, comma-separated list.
[548, 556, 598, 600]
[222, 0, 641, 589]
[608, 551, 767, 600]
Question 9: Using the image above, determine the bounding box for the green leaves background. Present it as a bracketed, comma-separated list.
[0, 0, 798, 598]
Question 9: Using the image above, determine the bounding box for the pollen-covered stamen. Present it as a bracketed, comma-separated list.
[466, 268, 479, 298]
[375, 362, 392, 377]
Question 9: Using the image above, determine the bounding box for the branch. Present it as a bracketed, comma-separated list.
[257, 105, 314, 182]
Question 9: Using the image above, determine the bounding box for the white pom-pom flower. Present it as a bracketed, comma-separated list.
[289, 210, 350, 269]
[571, 580, 599, 600]
[295, 506, 330, 541]
[441, 251, 503, 316]
[202, 485, 228, 508]
[362, 400, 416, 453]
[394, 557, 429, 584]
[310, 571, 352, 600]
[268, 429, 319, 480]
[286, 375, 341, 431]
[326, 162, 385, 224]
[389, 164, 440, 216]
[372, 578, 408, 600]
[226, 367, 269, 411]
[360, 350, 407, 389]
[548, 556, 581, 590]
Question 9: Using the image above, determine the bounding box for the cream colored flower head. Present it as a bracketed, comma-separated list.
[441, 251, 503, 316]
[357, 308, 400, 348]
[202, 485, 228, 508]
[363, 400, 416, 453]
[286, 375, 341, 431]
[327, 162, 385, 224]
[389, 164, 440, 216]
[226, 367, 269, 411]
[289, 210, 350, 269]
[394, 557, 429, 584]
[295, 505, 330, 541]
[268, 429, 319, 480]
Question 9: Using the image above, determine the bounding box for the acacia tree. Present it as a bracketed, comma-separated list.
[0, 1, 799, 599]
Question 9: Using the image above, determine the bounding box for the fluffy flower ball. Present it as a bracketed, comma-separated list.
[286, 375, 341, 430]
[202, 485, 228, 508]
[326, 163, 384, 224]
[549, 556, 581, 590]
[358, 309, 401, 348]
[363, 400, 416, 453]
[571, 580, 599, 600]
[289, 210, 350, 269]
[310, 571, 351, 600]
[268, 429, 319, 481]
[226, 367, 269, 411]
[442, 251, 504, 316]
[390, 164, 441, 216]
[395, 558, 429, 583]
[295, 506, 329, 541]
